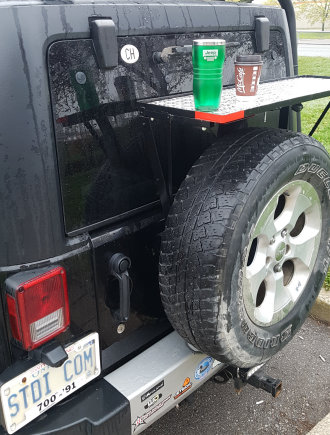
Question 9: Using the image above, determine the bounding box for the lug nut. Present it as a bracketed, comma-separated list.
[274, 264, 282, 273]
[281, 229, 287, 238]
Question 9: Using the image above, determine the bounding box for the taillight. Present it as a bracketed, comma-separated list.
[5, 266, 70, 350]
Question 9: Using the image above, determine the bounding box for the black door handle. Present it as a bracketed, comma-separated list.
[108, 253, 131, 323]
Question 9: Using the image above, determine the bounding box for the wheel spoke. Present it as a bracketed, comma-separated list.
[254, 273, 280, 324]
[288, 235, 317, 269]
[276, 192, 312, 232]
[246, 261, 268, 303]
[282, 282, 300, 303]
[253, 202, 277, 241]
[260, 214, 277, 241]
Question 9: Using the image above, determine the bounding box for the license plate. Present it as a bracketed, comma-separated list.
[0, 333, 100, 434]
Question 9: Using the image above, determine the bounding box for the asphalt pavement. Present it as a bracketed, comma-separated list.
[298, 43, 330, 57]
[145, 317, 330, 435]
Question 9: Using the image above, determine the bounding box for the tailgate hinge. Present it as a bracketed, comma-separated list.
[90, 18, 118, 69]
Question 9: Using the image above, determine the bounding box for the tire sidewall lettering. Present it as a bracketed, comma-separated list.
[240, 320, 292, 349]
[294, 163, 330, 200]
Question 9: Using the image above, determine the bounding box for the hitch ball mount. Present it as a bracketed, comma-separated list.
[214, 364, 282, 398]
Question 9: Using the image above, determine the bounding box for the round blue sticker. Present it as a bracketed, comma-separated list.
[195, 357, 213, 380]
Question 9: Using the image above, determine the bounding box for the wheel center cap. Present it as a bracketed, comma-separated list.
[275, 242, 286, 261]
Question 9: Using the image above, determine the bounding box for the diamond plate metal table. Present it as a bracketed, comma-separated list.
[138, 76, 330, 124]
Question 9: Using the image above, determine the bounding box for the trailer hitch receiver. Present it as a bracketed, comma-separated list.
[214, 364, 282, 398]
[244, 371, 282, 398]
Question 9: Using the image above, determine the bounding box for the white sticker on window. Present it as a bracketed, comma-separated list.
[120, 45, 140, 64]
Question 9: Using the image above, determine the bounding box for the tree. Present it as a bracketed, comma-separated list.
[264, 0, 280, 6]
[294, 0, 330, 31]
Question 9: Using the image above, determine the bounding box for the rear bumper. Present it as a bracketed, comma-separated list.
[1, 332, 225, 435]
[7, 379, 131, 435]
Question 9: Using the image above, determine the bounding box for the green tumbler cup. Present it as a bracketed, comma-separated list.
[192, 39, 226, 111]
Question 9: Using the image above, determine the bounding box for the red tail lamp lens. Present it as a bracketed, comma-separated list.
[6, 295, 22, 342]
[5, 267, 70, 350]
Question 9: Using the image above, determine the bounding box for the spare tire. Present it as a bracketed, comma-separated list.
[159, 127, 330, 368]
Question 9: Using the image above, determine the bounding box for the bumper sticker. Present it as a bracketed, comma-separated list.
[195, 357, 213, 380]
[141, 380, 164, 402]
[174, 377, 192, 400]
[133, 394, 171, 432]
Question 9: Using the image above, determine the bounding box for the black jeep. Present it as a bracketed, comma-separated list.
[0, 0, 329, 433]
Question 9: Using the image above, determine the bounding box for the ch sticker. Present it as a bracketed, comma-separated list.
[120, 44, 139, 64]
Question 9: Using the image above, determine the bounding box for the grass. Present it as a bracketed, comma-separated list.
[299, 56, 330, 290]
[325, 275, 330, 291]
[298, 32, 330, 40]
[299, 57, 330, 149]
